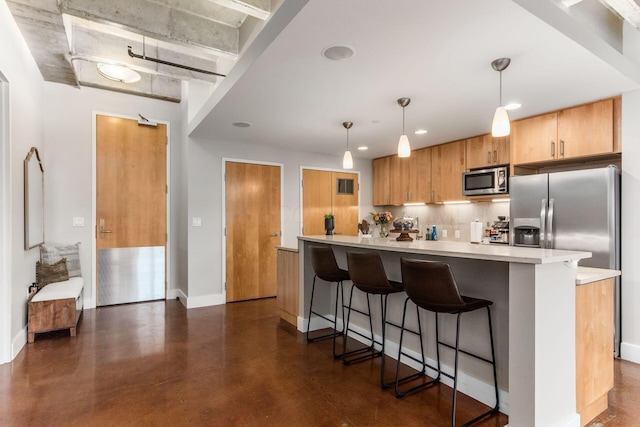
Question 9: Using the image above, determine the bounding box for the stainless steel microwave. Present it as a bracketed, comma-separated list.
[462, 166, 508, 196]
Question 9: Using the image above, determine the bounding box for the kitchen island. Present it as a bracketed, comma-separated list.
[297, 235, 593, 427]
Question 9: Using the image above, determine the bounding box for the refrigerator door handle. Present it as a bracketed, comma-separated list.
[548, 198, 555, 249]
[540, 199, 547, 248]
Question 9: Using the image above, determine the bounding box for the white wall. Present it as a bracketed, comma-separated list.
[0, 1, 46, 362]
[41, 83, 184, 309]
[621, 89, 640, 363]
[185, 135, 373, 307]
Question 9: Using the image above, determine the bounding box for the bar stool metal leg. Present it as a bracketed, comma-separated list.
[341, 284, 382, 364]
[306, 275, 345, 359]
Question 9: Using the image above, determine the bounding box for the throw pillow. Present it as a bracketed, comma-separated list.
[36, 259, 69, 288]
[40, 243, 82, 277]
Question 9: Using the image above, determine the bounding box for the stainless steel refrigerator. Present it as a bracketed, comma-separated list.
[510, 165, 621, 353]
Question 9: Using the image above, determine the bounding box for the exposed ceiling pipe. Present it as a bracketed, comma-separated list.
[127, 46, 226, 78]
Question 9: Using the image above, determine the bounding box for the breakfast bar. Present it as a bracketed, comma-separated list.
[297, 235, 595, 427]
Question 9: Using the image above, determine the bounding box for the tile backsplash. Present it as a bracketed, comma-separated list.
[371, 201, 510, 242]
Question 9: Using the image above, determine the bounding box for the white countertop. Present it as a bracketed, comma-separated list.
[298, 235, 591, 265]
[576, 266, 621, 285]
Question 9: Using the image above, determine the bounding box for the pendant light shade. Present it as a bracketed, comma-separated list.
[492, 106, 510, 137]
[397, 98, 411, 158]
[342, 122, 354, 169]
[490, 58, 511, 137]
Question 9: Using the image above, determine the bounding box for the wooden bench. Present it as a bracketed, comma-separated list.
[28, 277, 84, 343]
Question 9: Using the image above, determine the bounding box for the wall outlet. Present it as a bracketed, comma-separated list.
[454, 230, 460, 239]
[442, 229, 448, 238]
[72, 217, 84, 227]
[192, 217, 202, 227]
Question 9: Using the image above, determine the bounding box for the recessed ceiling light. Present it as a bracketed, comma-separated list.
[504, 103, 522, 110]
[321, 45, 354, 61]
[96, 63, 140, 83]
[357, 146, 368, 151]
[414, 129, 428, 135]
[371, 120, 380, 124]
[233, 122, 251, 128]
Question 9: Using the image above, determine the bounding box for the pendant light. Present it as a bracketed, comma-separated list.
[342, 121, 354, 169]
[491, 58, 511, 137]
[397, 97, 411, 157]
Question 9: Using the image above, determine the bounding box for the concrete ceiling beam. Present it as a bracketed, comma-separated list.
[6, 1, 78, 85]
[73, 59, 182, 102]
[71, 25, 221, 83]
[147, 0, 248, 27]
[209, 0, 270, 20]
[59, 0, 240, 57]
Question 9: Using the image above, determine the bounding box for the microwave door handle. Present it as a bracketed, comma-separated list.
[547, 198, 555, 249]
[540, 199, 547, 248]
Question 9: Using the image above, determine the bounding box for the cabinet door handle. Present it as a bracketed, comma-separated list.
[560, 140, 564, 157]
[551, 140, 555, 158]
[487, 151, 491, 164]
[493, 150, 497, 163]
[431, 190, 434, 202]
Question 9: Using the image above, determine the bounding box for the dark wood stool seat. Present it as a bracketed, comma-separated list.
[397, 258, 499, 427]
[307, 246, 350, 358]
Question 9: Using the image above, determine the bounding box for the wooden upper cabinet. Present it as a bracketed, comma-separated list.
[408, 148, 431, 203]
[466, 134, 510, 169]
[511, 112, 558, 164]
[431, 139, 466, 202]
[372, 156, 390, 206]
[512, 98, 615, 165]
[558, 99, 613, 159]
[389, 156, 410, 205]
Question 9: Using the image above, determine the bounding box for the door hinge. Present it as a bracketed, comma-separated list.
[301, 179, 303, 187]
[224, 173, 227, 182]
[224, 282, 227, 291]
[166, 136, 168, 145]
[301, 226, 304, 234]
[224, 227, 227, 236]
[166, 184, 168, 193]
[166, 233, 168, 242]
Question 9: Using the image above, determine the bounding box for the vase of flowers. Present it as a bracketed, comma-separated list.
[371, 211, 393, 238]
[324, 213, 335, 235]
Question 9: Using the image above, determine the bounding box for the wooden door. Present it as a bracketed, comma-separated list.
[225, 162, 281, 302]
[558, 99, 613, 159]
[493, 135, 510, 166]
[389, 156, 410, 205]
[332, 171, 359, 236]
[96, 115, 166, 306]
[408, 147, 431, 203]
[302, 170, 358, 236]
[466, 134, 494, 169]
[302, 169, 332, 235]
[511, 112, 558, 164]
[372, 157, 390, 206]
[431, 140, 466, 203]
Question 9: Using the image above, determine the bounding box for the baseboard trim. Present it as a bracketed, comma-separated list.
[12, 326, 27, 360]
[620, 341, 640, 364]
[182, 292, 225, 309]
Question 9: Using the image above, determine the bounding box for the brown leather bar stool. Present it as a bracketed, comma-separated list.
[397, 258, 499, 427]
[345, 251, 424, 389]
[307, 245, 350, 358]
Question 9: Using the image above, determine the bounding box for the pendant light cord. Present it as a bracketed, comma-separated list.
[402, 106, 406, 135]
[346, 127, 349, 150]
[499, 70, 503, 106]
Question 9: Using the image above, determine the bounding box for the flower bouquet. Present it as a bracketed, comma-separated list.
[371, 211, 393, 237]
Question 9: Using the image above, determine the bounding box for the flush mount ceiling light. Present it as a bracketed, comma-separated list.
[322, 46, 354, 61]
[342, 121, 354, 170]
[97, 63, 141, 83]
[414, 129, 428, 135]
[504, 103, 522, 110]
[357, 146, 368, 151]
[491, 57, 511, 137]
[397, 98, 412, 158]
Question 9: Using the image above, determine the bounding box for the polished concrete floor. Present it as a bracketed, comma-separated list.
[0, 298, 637, 426]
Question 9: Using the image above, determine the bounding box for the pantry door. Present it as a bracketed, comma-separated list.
[225, 161, 281, 302]
[302, 169, 359, 236]
[96, 115, 166, 306]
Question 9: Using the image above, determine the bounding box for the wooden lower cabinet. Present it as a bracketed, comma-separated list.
[576, 278, 614, 426]
[277, 247, 299, 326]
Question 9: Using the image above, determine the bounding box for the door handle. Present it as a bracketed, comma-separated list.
[271, 232, 280, 237]
[487, 151, 491, 164]
[551, 141, 555, 158]
[559, 140, 564, 157]
[493, 150, 497, 164]
[99, 219, 113, 238]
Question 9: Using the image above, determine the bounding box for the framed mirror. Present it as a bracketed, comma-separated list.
[24, 147, 44, 250]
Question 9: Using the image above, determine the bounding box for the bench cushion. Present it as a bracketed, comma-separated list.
[32, 277, 84, 302]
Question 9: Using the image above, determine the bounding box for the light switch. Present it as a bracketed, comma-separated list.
[73, 217, 84, 227]
[192, 218, 202, 227]
[454, 230, 460, 239]
[442, 229, 448, 238]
